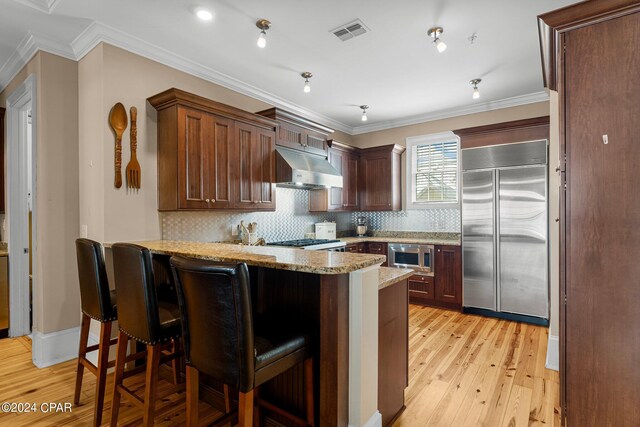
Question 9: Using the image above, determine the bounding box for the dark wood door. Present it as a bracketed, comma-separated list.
[207, 115, 234, 209]
[177, 107, 209, 209]
[434, 245, 462, 305]
[408, 275, 435, 302]
[253, 128, 276, 210]
[344, 152, 359, 210]
[304, 129, 328, 156]
[563, 12, 640, 426]
[327, 149, 344, 211]
[360, 152, 392, 211]
[367, 242, 388, 266]
[276, 121, 305, 151]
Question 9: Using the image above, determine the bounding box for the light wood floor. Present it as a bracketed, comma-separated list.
[393, 306, 560, 427]
[0, 306, 559, 426]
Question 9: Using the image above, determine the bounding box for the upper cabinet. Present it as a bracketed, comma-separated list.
[359, 144, 405, 211]
[309, 141, 360, 212]
[149, 88, 278, 211]
[0, 108, 4, 214]
[256, 108, 333, 157]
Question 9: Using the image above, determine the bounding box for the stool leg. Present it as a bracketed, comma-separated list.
[238, 390, 254, 427]
[93, 321, 112, 427]
[186, 365, 199, 427]
[74, 313, 91, 405]
[304, 358, 315, 427]
[143, 344, 161, 427]
[253, 386, 261, 426]
[171, 338, 182, 384]
[109, 331, 129, 427]
[223, 384, 231, 413]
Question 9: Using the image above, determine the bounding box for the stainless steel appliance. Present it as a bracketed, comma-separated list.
[355, 217, 368, 237]
[388, 243, 434, 275]
[0, 256, 8, 338]
[275, 147, 343, 189]
[462, 140, 548, 322]
[268, 239, 347, 252]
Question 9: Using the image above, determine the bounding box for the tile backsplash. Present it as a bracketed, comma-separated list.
[161, 188, 461, 243]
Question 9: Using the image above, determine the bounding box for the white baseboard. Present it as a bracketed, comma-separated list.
[545, 334, 559, 371]
[32, 327, 80, 368]
[352, 411, 382, 427]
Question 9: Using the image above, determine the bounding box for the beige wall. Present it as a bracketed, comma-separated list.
[0, 52, 80, 334]
[79, 43, 278, 245]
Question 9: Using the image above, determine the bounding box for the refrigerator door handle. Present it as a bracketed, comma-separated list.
[494, 169, 501, 313]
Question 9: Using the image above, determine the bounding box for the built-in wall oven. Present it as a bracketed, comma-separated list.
[388, 243, 434, 275]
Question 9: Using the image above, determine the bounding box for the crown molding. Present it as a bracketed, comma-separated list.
[0, 30, 75, 92]
[1, 18, 550, 137]
[349, 91, 550, 135]
[12, 0, 61, 14]
[70, 21, 352, 134]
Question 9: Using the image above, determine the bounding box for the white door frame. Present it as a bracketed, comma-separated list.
[6, 74, 37, 337]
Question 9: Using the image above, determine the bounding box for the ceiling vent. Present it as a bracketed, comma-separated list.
[331, 19, 370, 41]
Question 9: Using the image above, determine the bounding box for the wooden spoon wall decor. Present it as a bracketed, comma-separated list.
[109, 103, 127, 188]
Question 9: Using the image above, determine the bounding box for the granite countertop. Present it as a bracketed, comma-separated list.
[107, 240, 386, 275]
[378, 267, 415, 290]
[341, 236, 461, 246]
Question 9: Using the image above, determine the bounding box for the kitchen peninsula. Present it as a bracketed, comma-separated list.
[106, 240, 412, 426]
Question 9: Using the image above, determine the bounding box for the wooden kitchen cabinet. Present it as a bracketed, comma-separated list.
[345, 242, 366, 253]
[409, 245, 461, 310]
[309, 141, 360, 212]
[149, 88, 278, 211]
[359, 144, 405, 211]
[256, 107, 333, 156]
[367, 242, 388, 266]
[0, 107, 4, 214]
[235, 123, 276, 210]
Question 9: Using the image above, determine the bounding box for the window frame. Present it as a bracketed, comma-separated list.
[405, 131, 461, 210]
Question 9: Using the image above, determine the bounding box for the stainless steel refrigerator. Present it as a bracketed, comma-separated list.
[461, 140, 548, 323]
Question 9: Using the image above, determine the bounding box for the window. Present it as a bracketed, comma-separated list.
[406, 131, 460, 209]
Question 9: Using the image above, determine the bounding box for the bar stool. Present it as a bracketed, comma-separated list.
[74, 238, 118, 426]
[110, 243, 184, 427]
[170, 256, 315, 427]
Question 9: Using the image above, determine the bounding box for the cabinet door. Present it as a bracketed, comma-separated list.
[360, 153, 392, 211]
[177, 107, 209, 209]
[328, 149, 344, 211]
[253, 128, 276, 210]
[435, 245, 462, 304]
[409, 275, 435, 301]
[235, 123, 276, 210]
[343, 152, 359, 210]
[207, 115, 234, 208]
[276, 121, 304, 151]
[367, 242, 388, 266]
[304, 129, 328, 156]
[345, 244, 358, 253]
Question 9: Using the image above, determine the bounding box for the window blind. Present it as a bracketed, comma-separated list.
[415, 140, 458, 202]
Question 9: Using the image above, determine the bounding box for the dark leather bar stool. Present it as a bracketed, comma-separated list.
[170, 256, 315, 427]
[74, 238, 119, 426]
[110, 243, 184, 427]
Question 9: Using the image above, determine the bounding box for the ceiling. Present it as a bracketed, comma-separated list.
[0, 0, 575, 134]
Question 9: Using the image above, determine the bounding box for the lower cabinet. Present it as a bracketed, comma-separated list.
[345, 242, 388, 266]
[409, 245, 462, 310]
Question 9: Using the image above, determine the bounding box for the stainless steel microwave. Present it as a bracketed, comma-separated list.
[387, 243, 435, 275]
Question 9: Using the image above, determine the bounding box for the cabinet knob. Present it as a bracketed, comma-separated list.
[258, 201, 262, 204]
[205, 199, 210, 203]
[211, 198, 215, 203]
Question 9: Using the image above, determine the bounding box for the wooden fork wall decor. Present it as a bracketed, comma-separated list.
[125, 106, 141, 189]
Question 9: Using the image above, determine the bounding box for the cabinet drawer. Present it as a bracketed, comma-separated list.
[357, 243, 366, 253]
[368, 242, 386, 253]
[408, 275, 434, 300]
[345, 244, 358, 253]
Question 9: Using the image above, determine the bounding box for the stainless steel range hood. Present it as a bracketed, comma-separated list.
[275, 147, 343, 189]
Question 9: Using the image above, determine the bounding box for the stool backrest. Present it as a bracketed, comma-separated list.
[75, 239, 115, 321]
[170, 256, 255, 391]
[112, 243, 163, 344]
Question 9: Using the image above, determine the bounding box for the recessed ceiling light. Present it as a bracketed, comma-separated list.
[196, 8, 213, 21]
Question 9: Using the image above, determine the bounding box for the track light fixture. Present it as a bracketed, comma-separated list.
[470, 79, 482, 99]
[360, 105, 369, 122]
[301, 72, 313, 93]
[427, 26, 447, 53]
[256, 19, 271, 48]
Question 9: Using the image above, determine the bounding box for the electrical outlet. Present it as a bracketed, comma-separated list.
[231, 225, 238, 236]
[80, 224, 88, 238]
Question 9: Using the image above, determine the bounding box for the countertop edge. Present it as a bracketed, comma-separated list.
[341, 237, 461, 246]
[378, 267, 415, 290]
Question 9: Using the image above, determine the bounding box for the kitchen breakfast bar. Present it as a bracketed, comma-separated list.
[105, 241, 413, 427]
